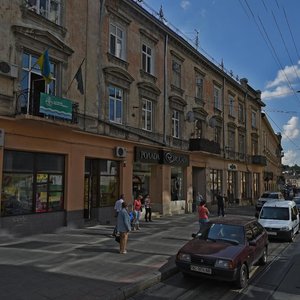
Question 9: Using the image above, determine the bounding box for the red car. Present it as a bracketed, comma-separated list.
[175, 217, 268, 288]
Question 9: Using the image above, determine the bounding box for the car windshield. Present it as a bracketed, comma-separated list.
[204, 223, 244, 245]
[268, 193, 279, 199]
[261, 193, 270, 198]
[260, 207, 289, 220]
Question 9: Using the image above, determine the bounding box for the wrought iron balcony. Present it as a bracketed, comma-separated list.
[252, 155, 267, 166]
[189, 138, 221, 154]
[16, 89, 78, 124]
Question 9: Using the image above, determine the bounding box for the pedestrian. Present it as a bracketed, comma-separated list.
[117, 202, 131, 254]
[112, 194, 124, 236]
[132, 194, 143, 230]
[198, 199, 209, 230]
[217, 192, 225, 217]
[196, 192, 203, 207]
[144, 194, 152, 222]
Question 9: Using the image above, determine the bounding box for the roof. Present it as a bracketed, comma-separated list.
[208, 216, 255, 226]
[263, 200, 294, 208]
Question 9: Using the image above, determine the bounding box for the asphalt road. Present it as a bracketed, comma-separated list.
[128, 224, 300, 300]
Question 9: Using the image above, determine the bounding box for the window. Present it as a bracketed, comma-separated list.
[251, 137, 258, 155]
[214, 126, 221, 144]
[196, 75, 204, 99]
[20, 52, 56, 115]
[253, 172, 260, 199]
[238, 133, 245, 158]
[172, 60, 181, 88]
[210, 169, 223, 203]
[252, 110, 257, 128]
[171, 167, 183, 201]
[142, 98, 153, 131]
[142, 44, 152, 74]
[195, 119, 203, 138]
[229, 95, 234, 116]
[172, 110, 180, 138]
[238, 102, 244, 123]
[1, 150, 65, 216]
[109, 23, 125, 60]
[26, 0, 61, 25]
[228, 129, 235, 153]
[109, 85, 123, 124]
[214, 86, 221, 110]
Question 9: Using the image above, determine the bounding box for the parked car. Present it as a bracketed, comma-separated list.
[255, 191, 285, 211]
[292, 197, 300, 212]
[258, 200, 299, 242]
[175, 217, 268, 289]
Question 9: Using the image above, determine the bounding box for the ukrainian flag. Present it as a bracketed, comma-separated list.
[37, 49, 52, 84]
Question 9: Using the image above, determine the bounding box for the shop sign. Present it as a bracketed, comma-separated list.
[162, 151, 189, 166]
[40, 93, 73, 120]
[135, 147, 189, 167]
[135, 147, 161, 163]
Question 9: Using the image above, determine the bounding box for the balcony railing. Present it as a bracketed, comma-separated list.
[252, 155, 267, 166]
[16, 89, 78, 124]
[189, 138, 221, 154]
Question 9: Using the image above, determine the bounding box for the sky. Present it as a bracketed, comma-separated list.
[137, 0, 300, 166]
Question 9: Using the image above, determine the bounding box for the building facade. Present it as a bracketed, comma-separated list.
[0, 0, 282, 235]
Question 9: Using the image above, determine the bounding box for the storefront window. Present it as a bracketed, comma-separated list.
[171, 167, 183, 201]
[1, 173, 33, 216]
[132, 163, 151, 199]
[1, 150, 65, 216]
[210, 169, 222, 204]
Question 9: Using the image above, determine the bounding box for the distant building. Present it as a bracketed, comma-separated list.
[0, 0, 282, 235]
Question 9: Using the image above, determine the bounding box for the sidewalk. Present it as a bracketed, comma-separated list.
[0, 205, 255, 300]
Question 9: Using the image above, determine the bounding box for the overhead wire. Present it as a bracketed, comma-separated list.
[283, 7, 300, 62]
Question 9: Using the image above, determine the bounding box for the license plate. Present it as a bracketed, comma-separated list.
[190, 265, 212, 274]
[267, 231, 277, 236]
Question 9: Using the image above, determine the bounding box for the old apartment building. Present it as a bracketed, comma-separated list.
[0, 0, 283, 235]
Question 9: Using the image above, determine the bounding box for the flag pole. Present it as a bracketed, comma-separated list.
[66, 58, 86, 94]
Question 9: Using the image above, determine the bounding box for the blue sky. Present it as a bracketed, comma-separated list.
[139, 0, 300, 166]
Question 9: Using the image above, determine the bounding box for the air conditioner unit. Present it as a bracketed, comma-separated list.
[115, 146, 127, 158]
[0, 61, 18, 78]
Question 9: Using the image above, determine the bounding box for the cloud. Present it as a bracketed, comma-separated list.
[180, 0, 190, 10]
[266, 61, 300, 89]
[261, 85, 292, 100]
[282, 149, 299, 166]
[282, 116, 300, 140]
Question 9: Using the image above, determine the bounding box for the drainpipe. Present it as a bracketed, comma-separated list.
[163, 33, 168, 145]
[98, 0, 106, 123]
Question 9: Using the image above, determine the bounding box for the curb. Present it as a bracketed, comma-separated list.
[110, 265, 179, 300]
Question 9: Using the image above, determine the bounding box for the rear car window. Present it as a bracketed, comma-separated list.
[261, 193, 270, 198]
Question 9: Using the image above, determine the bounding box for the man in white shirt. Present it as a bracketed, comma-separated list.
[112, 194, 124, 236]
[114, 194, 124, 215]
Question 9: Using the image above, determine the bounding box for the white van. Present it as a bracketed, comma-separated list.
[258, 200, 299, 242]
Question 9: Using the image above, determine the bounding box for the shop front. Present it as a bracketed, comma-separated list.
[134, 147, 190, 215]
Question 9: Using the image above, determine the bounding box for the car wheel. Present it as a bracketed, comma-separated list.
[235, 263, 248, 289]
[288, 230, 294, 242]
[258, 247, 267, 265]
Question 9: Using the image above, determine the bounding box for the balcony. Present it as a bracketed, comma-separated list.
[189, 138, 221, 154]
[252, 155, 267, 166]
[16, 89, 78, 124]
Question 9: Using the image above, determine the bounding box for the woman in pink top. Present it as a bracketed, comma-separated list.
[198, 200, 209, 230]
[132, 195, 143, 230]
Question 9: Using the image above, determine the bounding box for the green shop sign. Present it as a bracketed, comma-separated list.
[40, 93, 72, 120]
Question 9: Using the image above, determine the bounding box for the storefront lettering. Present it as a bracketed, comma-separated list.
[140, 151, 161, 161]
[135, 147, 189, 166]
[164, 152, 188, 165]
